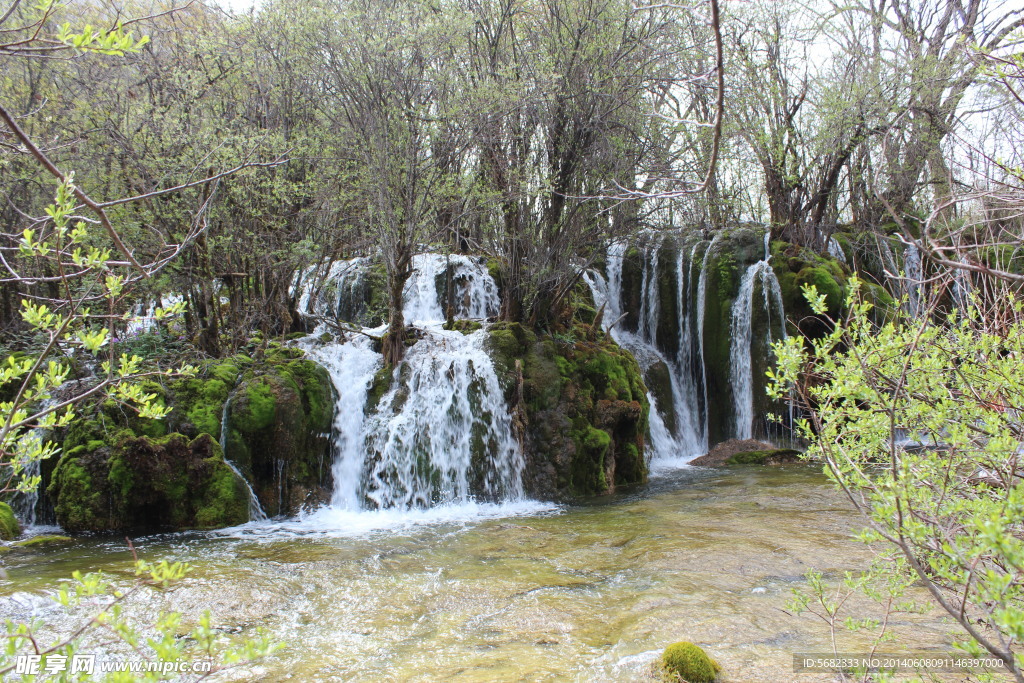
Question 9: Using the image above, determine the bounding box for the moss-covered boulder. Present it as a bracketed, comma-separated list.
[689, 438, 802, 467]
[486, 323, 649, 498]
[222, 347, 335, 516]
[47, 433, 248, 532]
[660, 642, 720, 682]
[45, 347, 337, 529]
[0, 502, 20, 540]
[770, 240, 851, 339]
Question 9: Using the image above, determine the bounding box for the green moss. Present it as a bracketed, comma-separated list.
[661, 642, 720, 683]
[367, 366, 394, 412]
[11, 534, 72, 548]
[0, 502, 20, 540]
[194, 450, 248, 528]
[235, 377, 277, 432]
[571, 424, 611, 493]
[48, 455, 106, 532]
[725, 449, 802, 465]
[443, 319, 483, 334]
[795, 266, 843, 315]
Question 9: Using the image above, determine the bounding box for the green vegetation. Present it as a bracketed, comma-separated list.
[0, 502, 19, 540]
[660, 642, 720, 682]
[770, 280, 1024, 677]
[486, 321, 649, 497]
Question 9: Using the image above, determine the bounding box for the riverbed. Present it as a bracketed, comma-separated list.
[1, 465, 953, 681]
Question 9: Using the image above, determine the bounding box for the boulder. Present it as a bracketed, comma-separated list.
[690, 438, 802, 467]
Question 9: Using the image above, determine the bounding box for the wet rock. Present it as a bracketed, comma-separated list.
[690, 438, 802, 467]
[223, 347, 335, 516]
[486, 323, 649, 498]
[10, 534, 72, 549]
[47, 433, 248, 532]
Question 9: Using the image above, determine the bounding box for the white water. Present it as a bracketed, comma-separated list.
[11, 433, 42, 528]
[904, 244, 923, 318]
[263, 253, 526, 534]
[362, 328, 523, 508]
[729, 238, 786, 440]
[404, 253, 499, 324]
[827, 236, 847, 264]
[298, 336, 382, 509]
[586, 240, 705, 465]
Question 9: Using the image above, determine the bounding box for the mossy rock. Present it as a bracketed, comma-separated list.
[770, 239, 851, 341]
[660, 642, 720, 682]
[486, 326, 649, 498]
[725, 449, 802, 465]
[48, 433, 248, 532]
[700, 228, 766, 444]
[443, 319, 483, 334]
[224, 356, 335, 516]
[0, 502, 19, 540]
[11, 534, 72, 548]
[794, 267, 843, 315]
[690, 439, 802, 467]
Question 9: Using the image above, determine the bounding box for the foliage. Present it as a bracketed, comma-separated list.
[0, 558, 279, 681]
[769, 280, 1024, 678]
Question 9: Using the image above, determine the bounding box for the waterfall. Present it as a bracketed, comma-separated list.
[362, 329, 523, 508]
[681, 240, 711, 451]
[729, 236, 786, 440]
[293, 253, 520, 515]
[220, 399, 269, 522]
[904, 244, 923, 318]
[639, 243, 661, 342]
[586, 240, 706, 465]
[11, 433, 42, 528]
[404, 254, 499, 323]
[952, 257, 972, 313]
[299, 335, 382, 509]
[695, 232, 723, 446]
[827, 236, 847, 264]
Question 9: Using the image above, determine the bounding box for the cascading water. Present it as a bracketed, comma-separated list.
[11, 434, 42, 528]
[361, 329, 523, 508]
[827, 236, 847, 264]
[219, 399, 268, 522]
[729, 236, 786, 441]
[586, 239, 707, 466]
[404, 253, 499, 323]
[291, 252, 522, 522]
[695, 232, 722, 436]
[904, 244, 923, 318]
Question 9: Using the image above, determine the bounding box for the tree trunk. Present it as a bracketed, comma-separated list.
[382, 248, 412, 367]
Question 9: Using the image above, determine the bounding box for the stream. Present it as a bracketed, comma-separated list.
[0, 465, 952, 681]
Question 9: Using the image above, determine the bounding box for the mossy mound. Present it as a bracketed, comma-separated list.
[660, 642, 720, 682]
[11, 534, 72, 548]
[486, 322, 649, 497]
[770, 240, 851, 338]
[443, 319, 483, 334]
[46, 347, 336, 530]
[0, 502, 20, 540]
[222, 348, 335, 516]
[47, 433, 248, 532]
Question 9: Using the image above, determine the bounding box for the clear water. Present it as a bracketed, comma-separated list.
[0, 466, 951, 682]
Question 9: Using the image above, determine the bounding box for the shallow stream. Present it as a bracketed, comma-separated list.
[1, 465, 951, 681]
